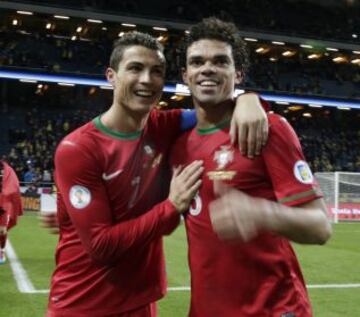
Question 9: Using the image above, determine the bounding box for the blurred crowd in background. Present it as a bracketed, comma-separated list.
[1, 31, 359, 99]
[10, 0, 360, 42]
[2, 104, 360, 184]
[1, 0, 360, 184]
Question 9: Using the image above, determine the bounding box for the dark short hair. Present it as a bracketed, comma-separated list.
[109, 31, 164, 71]
[184, 17, 249, 75]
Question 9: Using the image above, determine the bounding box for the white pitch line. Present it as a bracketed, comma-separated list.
[13, 283, 360, 295]
[27, 289, 49, 294]
[5, 240, 36, 293]
[168, 286, 190, 291]
[5, 240, 360, 294]
[168, 284, 360, 291]
[307, 283, 360, 289]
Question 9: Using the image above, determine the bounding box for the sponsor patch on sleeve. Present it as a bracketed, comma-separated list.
[69, 185, 91, 209]
[293, 160, 314, 184]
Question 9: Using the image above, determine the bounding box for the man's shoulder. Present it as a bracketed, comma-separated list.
[146, 109, 184, 149]
[56, 120, 98, 157]
[63, 119, 99, 143]
[149, 108, 182, 119]
[268, 113, 287, 126]
[148, 109, 182, 130]
[268, 113, 294, 135]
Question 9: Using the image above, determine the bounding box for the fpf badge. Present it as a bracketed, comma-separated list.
[207, 145, 237, 180]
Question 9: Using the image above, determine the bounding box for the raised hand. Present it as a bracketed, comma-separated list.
[169, 160, 203, 213]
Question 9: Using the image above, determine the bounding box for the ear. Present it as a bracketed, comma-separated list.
[234, 70, 243, 85]
[106, 68, 116, 87]
[182, 67, 188, 85]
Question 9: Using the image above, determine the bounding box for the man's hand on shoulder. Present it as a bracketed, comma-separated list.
[231, 93, 269, 159]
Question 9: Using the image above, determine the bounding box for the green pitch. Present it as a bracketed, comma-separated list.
[0, 214, 359, 316]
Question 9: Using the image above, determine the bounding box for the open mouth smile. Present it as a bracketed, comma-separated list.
[134, 90, 156, 98]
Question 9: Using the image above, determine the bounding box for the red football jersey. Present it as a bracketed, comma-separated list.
[48, 109, 182, 316]
[171, 114, 322, 317]
[0, 160, 23, 230]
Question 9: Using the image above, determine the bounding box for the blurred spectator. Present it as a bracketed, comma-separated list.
[23, 166, 35, 183]
[42, 170, 52, 182]
[24, 182, 39, 197]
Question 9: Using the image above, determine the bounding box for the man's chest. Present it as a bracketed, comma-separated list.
[100, 139, 167, 218]
[172, 134, 268, 192]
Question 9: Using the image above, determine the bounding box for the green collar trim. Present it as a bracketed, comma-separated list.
[197, 119, 231, 135]
[93, 115, 142, 140]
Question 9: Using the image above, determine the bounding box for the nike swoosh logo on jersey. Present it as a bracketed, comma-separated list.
[102, 169, 123, 181]
[61, 140, 76, 146]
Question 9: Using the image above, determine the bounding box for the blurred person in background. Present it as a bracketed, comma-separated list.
[0, 160, 23, 264]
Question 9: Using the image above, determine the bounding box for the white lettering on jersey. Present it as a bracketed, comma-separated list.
[69, 185, 91, 209]
[189, 193, 202, 216]
[102, 169, 123, 181]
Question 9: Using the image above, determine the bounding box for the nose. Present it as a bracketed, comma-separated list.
[201, 61, 217, 75]
[139, 70, 151, 84]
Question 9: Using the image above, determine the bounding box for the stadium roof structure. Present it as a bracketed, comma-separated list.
[0, 0, 359, 51]
[1, 69, 360, 110]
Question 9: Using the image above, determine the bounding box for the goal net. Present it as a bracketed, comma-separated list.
[315, 172, 360, 223]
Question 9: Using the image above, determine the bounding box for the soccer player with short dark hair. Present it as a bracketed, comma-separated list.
[171, 17, 332, 316]
[47, 31, 269, 317]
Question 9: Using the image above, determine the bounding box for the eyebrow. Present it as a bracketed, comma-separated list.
[126, 61, 143, 66]
[126, 61, 165, 68]
[188, 54, 231, 61]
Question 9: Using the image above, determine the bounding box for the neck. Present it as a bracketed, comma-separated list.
[195, 99, 234, 130]
[101, 102, 149, 133]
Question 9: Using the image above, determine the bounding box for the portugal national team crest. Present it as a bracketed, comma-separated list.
[207, 145, 237, 180]
[142, 144, 155, 168]
[214, 145, 234, 170]
[142, 144, 163, 169]
[144, 144, 155, 157]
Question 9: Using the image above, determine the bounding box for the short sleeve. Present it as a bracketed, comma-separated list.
[263, 115, 322, 206]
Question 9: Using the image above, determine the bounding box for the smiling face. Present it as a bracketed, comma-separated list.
[183, 39, 242, 108]
[106, 45, 165, 115]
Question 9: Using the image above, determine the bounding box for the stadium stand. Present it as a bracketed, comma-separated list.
[8, 0, 360, 42]
[0, 0, 359, 180]
[1, 30, 359, 98]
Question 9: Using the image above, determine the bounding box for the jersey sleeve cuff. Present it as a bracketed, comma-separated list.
[278, 188, 323, 207]
[160, 199, 181, 235]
